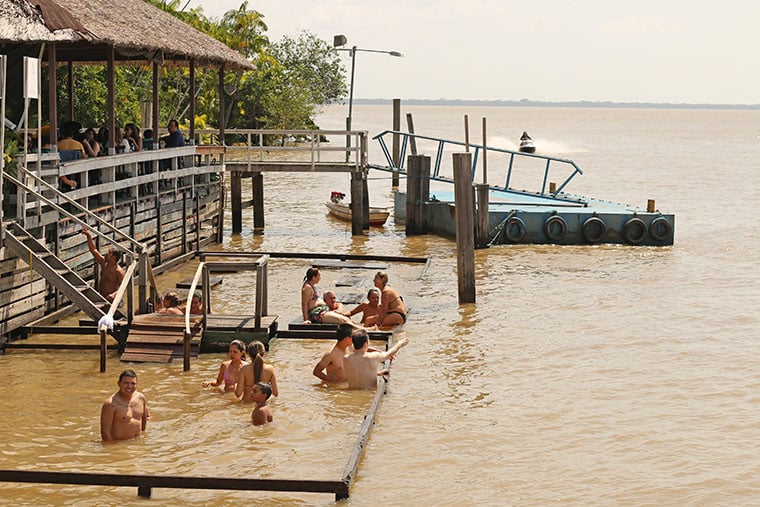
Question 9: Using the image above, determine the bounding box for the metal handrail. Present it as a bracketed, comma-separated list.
[7, 165, 144, 256]
[371, 130, 584, 198]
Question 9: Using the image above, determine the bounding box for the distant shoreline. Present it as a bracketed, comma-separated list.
[353, 98, 760, 110]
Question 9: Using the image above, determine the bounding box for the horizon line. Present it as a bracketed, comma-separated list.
[350, 98, 760, 110]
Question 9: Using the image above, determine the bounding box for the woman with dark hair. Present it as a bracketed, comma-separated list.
[124, 123, 142, 152]
[301, 267, 368, 328]
[203, 340, 248, 393]
[81, 128, 101, 158]
[236, 340, 279, 401]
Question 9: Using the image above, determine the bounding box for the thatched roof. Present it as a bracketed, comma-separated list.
[0, 0, 253, 69]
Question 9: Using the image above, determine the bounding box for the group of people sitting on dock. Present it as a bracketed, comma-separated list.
[301, 268, 407, 329]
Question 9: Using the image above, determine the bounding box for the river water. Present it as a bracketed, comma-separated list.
[0, 104, 758, 506]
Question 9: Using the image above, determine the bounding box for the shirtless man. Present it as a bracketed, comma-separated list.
[100, 369, 149, 442]
[251, 382, 273, 426]
[82, 228, 125, 302]
[344, 330, 409, 390]
[312, 324, 354, 383]
[323, 290, 345, 314]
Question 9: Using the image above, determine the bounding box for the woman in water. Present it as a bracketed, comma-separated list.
[373, 271, 407, 328]
[301, 267, 367, 328]
[236, 340, 279, 401]
[202, 339, 247, 393]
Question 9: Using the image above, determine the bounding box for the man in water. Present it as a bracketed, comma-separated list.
[313, 324, 354, 383]
[344, 330, 409, 389]
[100, 369, 149, 442]
[82, 227, 125, 302]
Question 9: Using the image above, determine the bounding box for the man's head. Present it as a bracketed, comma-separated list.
[336, 323, 353, 342]
[367, 288, 381, 304]
[104, 248, 123, 267]
[167, 119, 179, 132]
[324, 290, 338, 309]
[351, 329, 369, 351]
[117, 369, 138, 395]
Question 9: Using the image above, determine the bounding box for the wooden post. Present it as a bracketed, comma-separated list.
[155, 197, 162, 265]
[100, 328, 107, 373]
[475, 183, 489, 249]
[181, 191, 187, 254]
[231, 172, 242, 234]
[194, 193, 201, 251]
[463, 115, 469, 152]
[218, 64, 225, 144]
[350, 172, 363, 236]
[392, 98, 401, 187]
[406, 155, 430, 235]
[549, 182, 556, 194]
[453, 153, 475, 304]
[138, 250, 148, 315]
[482, 117, 487, 184]
[183, 329, 190, 372]
[189, 59, 196, 145]
[406, 113, 417, 155]
[647, 199, 655, 212]
[216, 176, 225, 243]
[138, 486, 151, 498]
[253, 172, 264, 231]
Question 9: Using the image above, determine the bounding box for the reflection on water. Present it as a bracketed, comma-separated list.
[1, 106, 759, 505]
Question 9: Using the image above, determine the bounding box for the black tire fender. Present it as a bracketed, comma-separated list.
[544, 215, 567, 242]
[503, 216, 527, 243]
[623, 217, 647, 245]
[582, 216, 607, 243]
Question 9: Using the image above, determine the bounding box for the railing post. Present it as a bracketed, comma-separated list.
[183, 329, 190, 372]
[138, 249, 148, 315]
[100, 328, 107, 373]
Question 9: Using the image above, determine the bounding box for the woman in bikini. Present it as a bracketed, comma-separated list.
[236, 340, 279, 402]
[202, 340, 248, 392]
[373, 271, 407, 328]
[301, 268, 366, 328]
[345, 287, 382, 326]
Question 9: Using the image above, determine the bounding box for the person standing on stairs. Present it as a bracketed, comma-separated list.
[82, 228, 125, 302]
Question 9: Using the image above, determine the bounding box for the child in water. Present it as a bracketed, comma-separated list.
[251, 382, 273, 426]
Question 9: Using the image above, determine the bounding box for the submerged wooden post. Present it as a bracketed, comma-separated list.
[392, 98, 401, 187]
[350, 172, 363, 236]
[231, 172, 242, 234]
[453, 153, 475, 304]
[253, 172, 264, 232]
[100, 328, 107, 373]
[183, 329, 190, 372]
[475, 183, 489, 249]
[406, 154, 430, 235]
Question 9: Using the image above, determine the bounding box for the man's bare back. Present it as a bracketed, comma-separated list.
[313, 343, 349, 383]
[344, 332, 409, 390]
[82, 228, 125, 302]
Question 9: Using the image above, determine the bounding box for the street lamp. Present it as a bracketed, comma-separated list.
[333, 35, 403, 134]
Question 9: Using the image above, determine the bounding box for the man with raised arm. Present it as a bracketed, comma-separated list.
[344, 330, 409, 390]
[82, 227, 125, 302]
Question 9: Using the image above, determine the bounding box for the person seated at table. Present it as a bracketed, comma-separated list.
[142, 128, 154, 150]
[345, 287, 382, 326]
[81, 127, 101, 158]
[301, 268, 370, 329]
[162, 119, 185, 148]
[124, 123, 142, 152]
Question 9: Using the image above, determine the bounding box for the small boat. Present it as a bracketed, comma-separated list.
[325, 191, 390, 226]
[519, 131, 536, 153]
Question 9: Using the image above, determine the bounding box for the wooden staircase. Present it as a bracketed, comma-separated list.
[120, 314, 203, 363]
[3, 222, 125, 325]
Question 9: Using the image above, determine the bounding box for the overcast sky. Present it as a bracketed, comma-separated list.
[185, 0, 759, 105]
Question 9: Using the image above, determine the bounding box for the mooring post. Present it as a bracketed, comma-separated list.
[453, 153, 476, 304]
[361, 133, 370, 231]
[647, 199, 655, 212]
[392, 98, 401, 187]
[183, 329, 190, 372]
[475, 183, 489, 249]
[406, 154, 430, 235]
[406, 112, 417, 155]
[350, 171, 363, 236]
[253, 172, 264, 232]
[231, 172, 242, 234]
[99, 328, 107, 373]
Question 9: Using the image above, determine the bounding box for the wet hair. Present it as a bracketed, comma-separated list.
[303, 267, 319, 283]
[118, 369, 137, 382]
[336, 323, 353, 342]
[247, 340, 266, 384]
[230, 339, 246, 361]
[163, 291, 180, 308]
[375, 271, 389, 287]
[256, 382, 272, 400]
[351, 329, 369, 350]
[367, 287, 381, 299]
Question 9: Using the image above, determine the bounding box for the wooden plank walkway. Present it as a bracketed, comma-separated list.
[120, 314, 203, 363]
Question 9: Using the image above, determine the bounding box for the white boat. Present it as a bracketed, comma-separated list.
[325, 191, 390, 226]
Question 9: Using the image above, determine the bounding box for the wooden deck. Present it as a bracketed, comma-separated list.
[120, 314, 203, 363]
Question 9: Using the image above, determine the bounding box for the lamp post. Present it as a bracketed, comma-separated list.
[333, 35, 403, 137]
